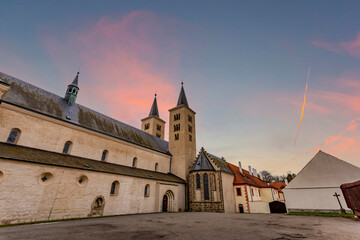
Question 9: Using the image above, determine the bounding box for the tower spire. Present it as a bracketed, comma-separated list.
[177, 82, 189, 107]
[64, 72, 80, 106]
[149, 93, 159, 117]
[71, 72, 79, 86]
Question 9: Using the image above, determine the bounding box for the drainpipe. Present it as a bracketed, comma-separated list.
[169, 157, 172, 173]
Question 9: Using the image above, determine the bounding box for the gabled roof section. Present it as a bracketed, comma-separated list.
[285, 150, 360, 189]
[190, 148, 233, 174]
[206, 152, 233, 174]
[177, 84, 189, 107]
[270, 182, 286, 190]
[0, 142, 184, 183]
[149, 94, 159, 117]
[190, 150, 215, 172]
[0, 72, 170, 155]
[228, 163, 271, 188]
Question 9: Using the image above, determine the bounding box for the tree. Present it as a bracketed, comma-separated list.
[259, 170, 296, 183]
[259, 170, 273, 183]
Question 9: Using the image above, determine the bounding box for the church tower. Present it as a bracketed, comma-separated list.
[64, 72, 79, 106]
[141, 94, 165, 139]
[169, 83, 196, 180]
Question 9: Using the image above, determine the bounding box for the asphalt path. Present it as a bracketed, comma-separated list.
[0, 212, 359, 240]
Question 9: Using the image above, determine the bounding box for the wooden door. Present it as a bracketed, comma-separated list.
[162, 195, 168, 212]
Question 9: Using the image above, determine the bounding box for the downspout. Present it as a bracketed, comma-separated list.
[169, 156, 172, 173]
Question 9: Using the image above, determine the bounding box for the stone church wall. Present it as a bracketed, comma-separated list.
[0, 104, 171, 174]
[0, 159, 185, 225]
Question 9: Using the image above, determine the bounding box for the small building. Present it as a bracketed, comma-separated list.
[283, 150, 360, 213]
[227, 163, 286, 213]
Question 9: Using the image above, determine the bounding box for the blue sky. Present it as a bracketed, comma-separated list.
[1, 0, 360, 175]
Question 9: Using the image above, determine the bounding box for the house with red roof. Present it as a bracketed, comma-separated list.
[228, 162, 286, 213]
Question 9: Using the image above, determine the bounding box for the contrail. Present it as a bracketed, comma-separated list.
[294, 68, 310, 146]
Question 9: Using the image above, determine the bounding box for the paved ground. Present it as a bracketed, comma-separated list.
[0, 213, 359, 240]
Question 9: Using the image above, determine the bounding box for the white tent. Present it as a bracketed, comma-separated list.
[283, 151, 360, 212]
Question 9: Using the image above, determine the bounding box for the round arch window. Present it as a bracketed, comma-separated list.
[39, 172, 54, 185]
[77, 175, 88, 186]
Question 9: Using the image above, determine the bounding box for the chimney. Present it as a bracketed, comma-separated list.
[259, 172, 263, 180]
[253, 168, 257, 177]
[284, 178, 289, 185]
[248, 166, 252, 175]
[238, 161, 243, 173]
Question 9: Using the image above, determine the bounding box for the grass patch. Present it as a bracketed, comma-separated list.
[287, 212, 355, 217]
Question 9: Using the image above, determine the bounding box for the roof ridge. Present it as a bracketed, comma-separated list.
[0, 72, 170, 155]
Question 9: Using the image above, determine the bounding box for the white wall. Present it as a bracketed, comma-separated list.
[248, 201, 270, 213]
[0, 159, 185, 225]
[283, 187, 350, 211]
[221, 173, 236, 213]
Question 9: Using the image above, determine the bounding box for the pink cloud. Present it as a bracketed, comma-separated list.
[311, 32, 360, 58]
[43, 11, 184, 134]
[309, 116, 360, 153]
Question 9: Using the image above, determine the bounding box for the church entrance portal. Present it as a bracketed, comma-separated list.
[162, 190, 175, 212]
[162, 195, 168, 212]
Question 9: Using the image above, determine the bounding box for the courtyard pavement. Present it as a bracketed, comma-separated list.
[0, 212, 359, 240]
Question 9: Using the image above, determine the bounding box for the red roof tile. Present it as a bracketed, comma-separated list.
[228, 163, 271, 188]
[270, 182, 286, 190]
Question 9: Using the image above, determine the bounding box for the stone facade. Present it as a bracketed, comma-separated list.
[189, 171, 224, 212]
[141, 116, 165, 140]
[168, 104, 196, 182]
[0, 159, 185, 225]
[188, 149, 236, 213]
[0, 72, 191, 224]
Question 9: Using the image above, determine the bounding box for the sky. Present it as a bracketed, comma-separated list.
[1, 0, 360, 175]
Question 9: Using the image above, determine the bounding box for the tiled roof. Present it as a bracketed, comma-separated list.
[0, 142, 185, 183]
[270, 182, 286, 190]
[190, 151, 215, 172]
[206, 152, 233, 174]
[228, 163, 272, 188]
[0, 72, 170, 155]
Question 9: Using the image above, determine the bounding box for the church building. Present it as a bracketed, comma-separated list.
[0, 70, 287, 225]
[0, 72, 195, 224]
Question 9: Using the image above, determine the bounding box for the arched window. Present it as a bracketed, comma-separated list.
[155, 163, 159, 172]
[6, 128, 21, 144]
[101, 150, 108, 161]
[144, 184, 150, 197]
[62, 141, 73, 154]
[196, 173, 201, 189]
[110, 181, 120, 196]
[132, 157, 137, 168]
[212, 174, 216, 191]
[203, 173, 209, 200]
